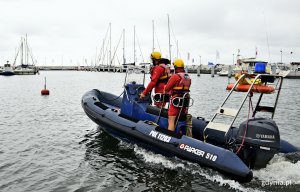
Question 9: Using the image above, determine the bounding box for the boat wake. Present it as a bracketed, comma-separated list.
[85, 129, 298, 192]
[253, 153, 300, 186]
[129, 142, 263, 192]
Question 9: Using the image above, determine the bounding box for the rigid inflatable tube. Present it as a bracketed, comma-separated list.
[83, 94, 252, 182]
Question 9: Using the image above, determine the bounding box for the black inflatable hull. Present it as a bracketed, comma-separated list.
[82, 89, 253, 182]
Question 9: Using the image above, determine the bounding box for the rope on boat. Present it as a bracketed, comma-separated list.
[98, 90, 124, 102]
[235, 93, 253, 154]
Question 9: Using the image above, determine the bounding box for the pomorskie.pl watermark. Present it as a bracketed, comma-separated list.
[261, 180, 293, 187]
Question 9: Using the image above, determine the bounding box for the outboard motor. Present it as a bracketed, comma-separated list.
[236, 118, 280, 169]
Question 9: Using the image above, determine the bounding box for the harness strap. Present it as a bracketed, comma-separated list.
[171, 96, 190, 107]
[153, 93, 170, 103]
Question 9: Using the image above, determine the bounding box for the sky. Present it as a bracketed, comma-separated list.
[1, 0, 299, 66]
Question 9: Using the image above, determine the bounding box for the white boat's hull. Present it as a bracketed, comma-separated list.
[14, 68, 38, 75]
[279, 70, 300, 78]
[1, 66, 15, 76]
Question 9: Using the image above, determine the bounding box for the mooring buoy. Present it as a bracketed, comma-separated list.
[41, 77, 50, 95]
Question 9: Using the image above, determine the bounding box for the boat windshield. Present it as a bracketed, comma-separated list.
[124, 65, 146, 85]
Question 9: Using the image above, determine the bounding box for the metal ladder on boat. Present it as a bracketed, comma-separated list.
[203, 74, 283, 143]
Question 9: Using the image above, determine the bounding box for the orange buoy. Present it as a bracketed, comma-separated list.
[41, 77, 50, 95]
[226, 84, 275, 94]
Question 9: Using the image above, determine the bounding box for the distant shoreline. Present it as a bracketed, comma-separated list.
[36, 65, 221, 74]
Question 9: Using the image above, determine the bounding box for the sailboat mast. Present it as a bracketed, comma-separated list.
[167, 14, 171, 61]
[13, 43, 20, 66]
[24, 36, 27, 64]
[263, 14, 271, 63]
[134, 25, 136, 64]
[95, 46, 97, 66]
[109, 22, 112, 66]
[152, 20, 155, 52]
[21, 37, 23, 65]
[123, 29, 126, 64]
[176, 40, 179, 58]
[26, 34, 28, 64]
[98, 38, 105, 65]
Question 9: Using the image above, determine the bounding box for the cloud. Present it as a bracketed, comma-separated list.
[0, 0, 299, 65]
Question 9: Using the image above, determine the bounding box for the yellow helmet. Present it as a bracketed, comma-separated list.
[173, 59, 184, 68]
[151, 52, 161, 60]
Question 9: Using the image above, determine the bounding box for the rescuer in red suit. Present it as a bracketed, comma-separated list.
[140, 52, 170, 107]
[164, 59, 191, 132]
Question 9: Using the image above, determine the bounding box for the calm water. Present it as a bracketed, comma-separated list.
[0, 71, 299, 192]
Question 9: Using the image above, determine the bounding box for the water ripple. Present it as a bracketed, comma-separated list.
[0, 72, 299, 192]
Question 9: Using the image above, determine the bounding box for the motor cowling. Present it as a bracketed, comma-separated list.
[236, 118, 280, 169]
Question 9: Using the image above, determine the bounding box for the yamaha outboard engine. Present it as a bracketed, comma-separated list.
[236, 118, 280, 168]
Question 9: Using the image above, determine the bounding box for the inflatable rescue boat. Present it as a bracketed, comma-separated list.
[82, 72, 299, 182]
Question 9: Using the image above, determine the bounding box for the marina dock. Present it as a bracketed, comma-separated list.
[36, 64, 221, 74]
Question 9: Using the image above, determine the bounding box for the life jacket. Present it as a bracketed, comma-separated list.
[151, 64, 171, 83]
[172, 73, 191, 93]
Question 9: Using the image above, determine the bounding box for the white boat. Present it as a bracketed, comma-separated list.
[1, 61, 15, 76]
[217, 65, 234, 77]
[12, 35, 39, 75]
[14, 65, 38, 75]
[234, 58, 269, 74]
[278, 62, 300, 78]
